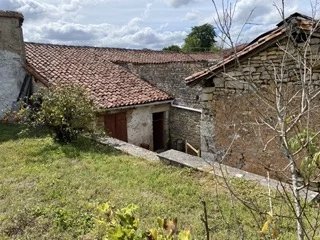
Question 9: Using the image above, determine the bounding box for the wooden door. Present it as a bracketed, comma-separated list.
[104, 112, 128, 142]
[153, 112, 164, 151]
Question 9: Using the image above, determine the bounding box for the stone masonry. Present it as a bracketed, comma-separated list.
[0, 11, 25, 118]
[199, 37, 320, 178]
[169, 106, 201, 150]
[123, 62, 207, 108]
[122, 61, 210, 150]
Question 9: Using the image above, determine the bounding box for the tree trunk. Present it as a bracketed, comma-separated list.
[289, 156, 304, 240]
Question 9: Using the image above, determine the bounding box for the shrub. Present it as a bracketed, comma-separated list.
[92, 202, 191, 240]
[19, 85, 96, 143]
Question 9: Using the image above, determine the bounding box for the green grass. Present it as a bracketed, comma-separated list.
[0, 124, 314, 239]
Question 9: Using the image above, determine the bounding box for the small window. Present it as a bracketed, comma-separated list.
[292, 32, 308, 43]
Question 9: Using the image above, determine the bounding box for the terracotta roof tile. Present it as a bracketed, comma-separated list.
[25, 43, 173, 109]
[26, 42, 217, 64]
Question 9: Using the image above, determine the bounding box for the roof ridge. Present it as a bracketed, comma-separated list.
[24, 42, 216, 55]
[185, 11, 317, 85]
[24, 41, 162, 52]
[277, 12, 315, 27]
[185, 27, 287, 84]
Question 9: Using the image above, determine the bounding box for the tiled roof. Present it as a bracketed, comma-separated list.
[185, 12, 317, 85]
[25, 43, 173, 109]
[26, 42, 217, 64]
[98, 47, 218, 64]
[222, 44, 247, 58]
[185, 27, 287, 84]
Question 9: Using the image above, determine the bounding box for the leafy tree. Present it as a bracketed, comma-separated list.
[19, 85, 96, 143]
[163, 45, 182, 52]
[182, 24, 217, 52]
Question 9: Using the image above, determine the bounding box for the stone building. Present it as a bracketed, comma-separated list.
[0, 11, 26, 117]
[121, 59, 217, 151]
[185, 12, 320, 177]
[0, 10, 218, 152]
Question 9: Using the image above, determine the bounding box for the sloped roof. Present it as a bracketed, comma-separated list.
[25, 43, 173, 109]
[101, 47, 217, 64]
[26, 42, 217, 65]
[185, 12, 317, 85]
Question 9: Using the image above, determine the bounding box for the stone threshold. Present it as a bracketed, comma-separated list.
[98, 137, 160, 162]
[158, 149, 319, 202]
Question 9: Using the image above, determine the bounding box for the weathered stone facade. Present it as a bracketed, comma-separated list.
[169, 106, 201, 150]
[0, 12, 25, 118]
[122, 61, 211, 150]
[122, 62, 207, 108]
[199, 37, 320, 177]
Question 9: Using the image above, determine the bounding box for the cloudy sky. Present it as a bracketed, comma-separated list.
[0, 0, 313, 49]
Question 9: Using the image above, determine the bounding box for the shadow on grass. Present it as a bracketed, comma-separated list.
[1, 123, 122, 162]
[26, 135, 122, 164]
[0, 123, 24, 143]
[0, 124, 24, 143]
[0, 123, 50, 143]
[60, 137, 122, 158]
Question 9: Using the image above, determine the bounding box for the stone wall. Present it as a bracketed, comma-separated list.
[121, 61, 210, 152]
[199, 38, 320, 177]
[169, 106, 201, 151]
[122, 62, 208, 108]
[0, 12, 25, 118]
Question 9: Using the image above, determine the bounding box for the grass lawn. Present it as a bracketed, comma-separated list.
[0, 124, 309, 239]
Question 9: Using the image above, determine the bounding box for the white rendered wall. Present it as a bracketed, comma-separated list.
[0, 13, 25, 118]
[0, 50, 25, 117]
[126, 104, 170, 150]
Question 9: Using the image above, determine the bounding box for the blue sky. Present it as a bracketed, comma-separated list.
[0, 0, 311, 49]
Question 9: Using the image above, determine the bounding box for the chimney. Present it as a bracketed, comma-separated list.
[0, 11, 26, 118]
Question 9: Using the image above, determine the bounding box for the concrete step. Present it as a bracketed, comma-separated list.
[158, 149, 319, 202]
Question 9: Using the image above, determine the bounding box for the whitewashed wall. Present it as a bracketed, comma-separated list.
[126, 103, 170, 150]
[0, 12, 25, 118]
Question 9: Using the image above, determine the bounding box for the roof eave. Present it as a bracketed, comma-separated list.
[25, 63, 50, 87]
[185, 28, 290, 86]
[97, 99, 174, 112]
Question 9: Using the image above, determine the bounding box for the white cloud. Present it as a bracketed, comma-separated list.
[0, 0, 58, 19]
[0, 0, 186, 49]
[143, 2, 152, 18]
[96, 20, 186, 49]
[164, 0, 195, 8]
[184, 10, 200, 21]
[233, 0, 299, 25]
[203, 0, 309, 47]
[1, 0, 315, 49]
[23, 16, 186, 49]
[0, 0, 105, 21]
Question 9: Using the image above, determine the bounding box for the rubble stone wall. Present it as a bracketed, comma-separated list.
[200, 39, 320, 178]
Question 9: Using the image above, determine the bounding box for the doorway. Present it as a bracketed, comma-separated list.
[104, 112, 128, 142]
[152, 112, 165, 151]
